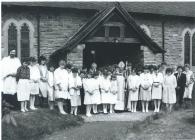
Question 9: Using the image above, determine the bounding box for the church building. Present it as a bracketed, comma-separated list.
[1, 2, 195, 70]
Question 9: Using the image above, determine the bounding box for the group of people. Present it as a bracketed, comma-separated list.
[1, 50, 195, 117]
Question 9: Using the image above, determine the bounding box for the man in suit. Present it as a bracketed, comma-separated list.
[174, 66, 186, 107]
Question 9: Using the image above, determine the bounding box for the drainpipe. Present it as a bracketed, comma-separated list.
[36, 9, 40, 58]
[162, 15, 165, 62]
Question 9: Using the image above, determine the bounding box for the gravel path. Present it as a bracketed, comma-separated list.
[82, 111, 154, 122]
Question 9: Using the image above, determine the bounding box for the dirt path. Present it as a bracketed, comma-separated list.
[42, 121, 133, 140]
[41, 111, 155, 140]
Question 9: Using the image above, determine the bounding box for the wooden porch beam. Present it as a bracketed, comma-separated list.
[85, 37, 141, 43]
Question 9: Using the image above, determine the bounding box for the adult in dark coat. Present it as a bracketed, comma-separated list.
[174, 66, 186, 107]
[89, 62, 97, 74]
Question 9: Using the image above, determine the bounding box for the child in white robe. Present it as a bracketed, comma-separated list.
[162, 68, 177, 112]
[83, 73, 93, 117]
[16, 58, 30, 112]
[29, 57, 41, 110]
[100, 71, 111, 114]
[183, 64, 195, 100]
[47, 65, 55, 110]
[137, 68, 142, 102]
[54, 60, 70, 115]
[140, 66, 153, 112]
[91, 72, 101, 114]
[127, 69, 140, 113]
[110, 75, 118, 113]
[152, 66, 163, 112]
[39, 56, 48, 105]
[69, 68, 82, 115]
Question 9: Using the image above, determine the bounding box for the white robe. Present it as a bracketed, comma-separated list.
[17, 79, 30, 101]
[100, 77, 112, 104]
[183, 70, 194, 99]
[110, 80, 118, 104]
[83, 78, 93, 105]
[152, 73, 163, 100]
[140, 73, 153, 101]
[47, 71, 54, 101]
[39, 65, 48, 98]
[91, 78, 101, 104]
[162, 74, 177, 104]
[29, 65, 41, 95]
[1, 56, 21, 95]
[54, 68, 70, 99]
[115, 74, 125, 110]
[69, 74, 82, 106]
[128, 75, 140, 102]
[48, 71, 54, 87]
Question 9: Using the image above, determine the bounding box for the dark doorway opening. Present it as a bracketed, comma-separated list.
[83, 42, 143, 69]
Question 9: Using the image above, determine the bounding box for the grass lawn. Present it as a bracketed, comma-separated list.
[127, 109, 195, 140]
[2, 108, 84, 140]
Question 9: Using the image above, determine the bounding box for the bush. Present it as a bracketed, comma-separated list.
[2, 100, 17, 127]
[2, 109, 84, 140]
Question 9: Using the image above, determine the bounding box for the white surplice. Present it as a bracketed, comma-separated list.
[140, 73, 153, 101]
[47, 71, 54, 101]
[54, 68, 70, 99]
[110, 80, 118, 104]
[183, 70, 194, 99]
[128, 75, 140, 101]
[83, 78, 93, 105]
[29, 65, 41, 95]
[152, 73, 163, 100]
[100, 77, 111, 104]
[69, 73, 82, 106]
[39, 65, 48, 98]
[91, 78, 101, 105]
[162, 74, 177, 104]
[115, 74, 125, 110]
[1, 56, 21, 95]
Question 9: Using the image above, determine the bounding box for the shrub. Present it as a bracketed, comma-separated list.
[2, 109, 84, 140]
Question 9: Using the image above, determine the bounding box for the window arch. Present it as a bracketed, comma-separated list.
[140, 24, 151, 37]
[2, 19, 19, 57]
[18, 20, 34, 59]
[20, 23, 30, 62]
[184, 31, 191, 64]
[8, 23, 18, 56]
[2, 19, 34, 59]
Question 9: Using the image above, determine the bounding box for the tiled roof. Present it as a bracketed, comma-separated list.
[50, 2, 165, 60]
[2, 2, 195, 17]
